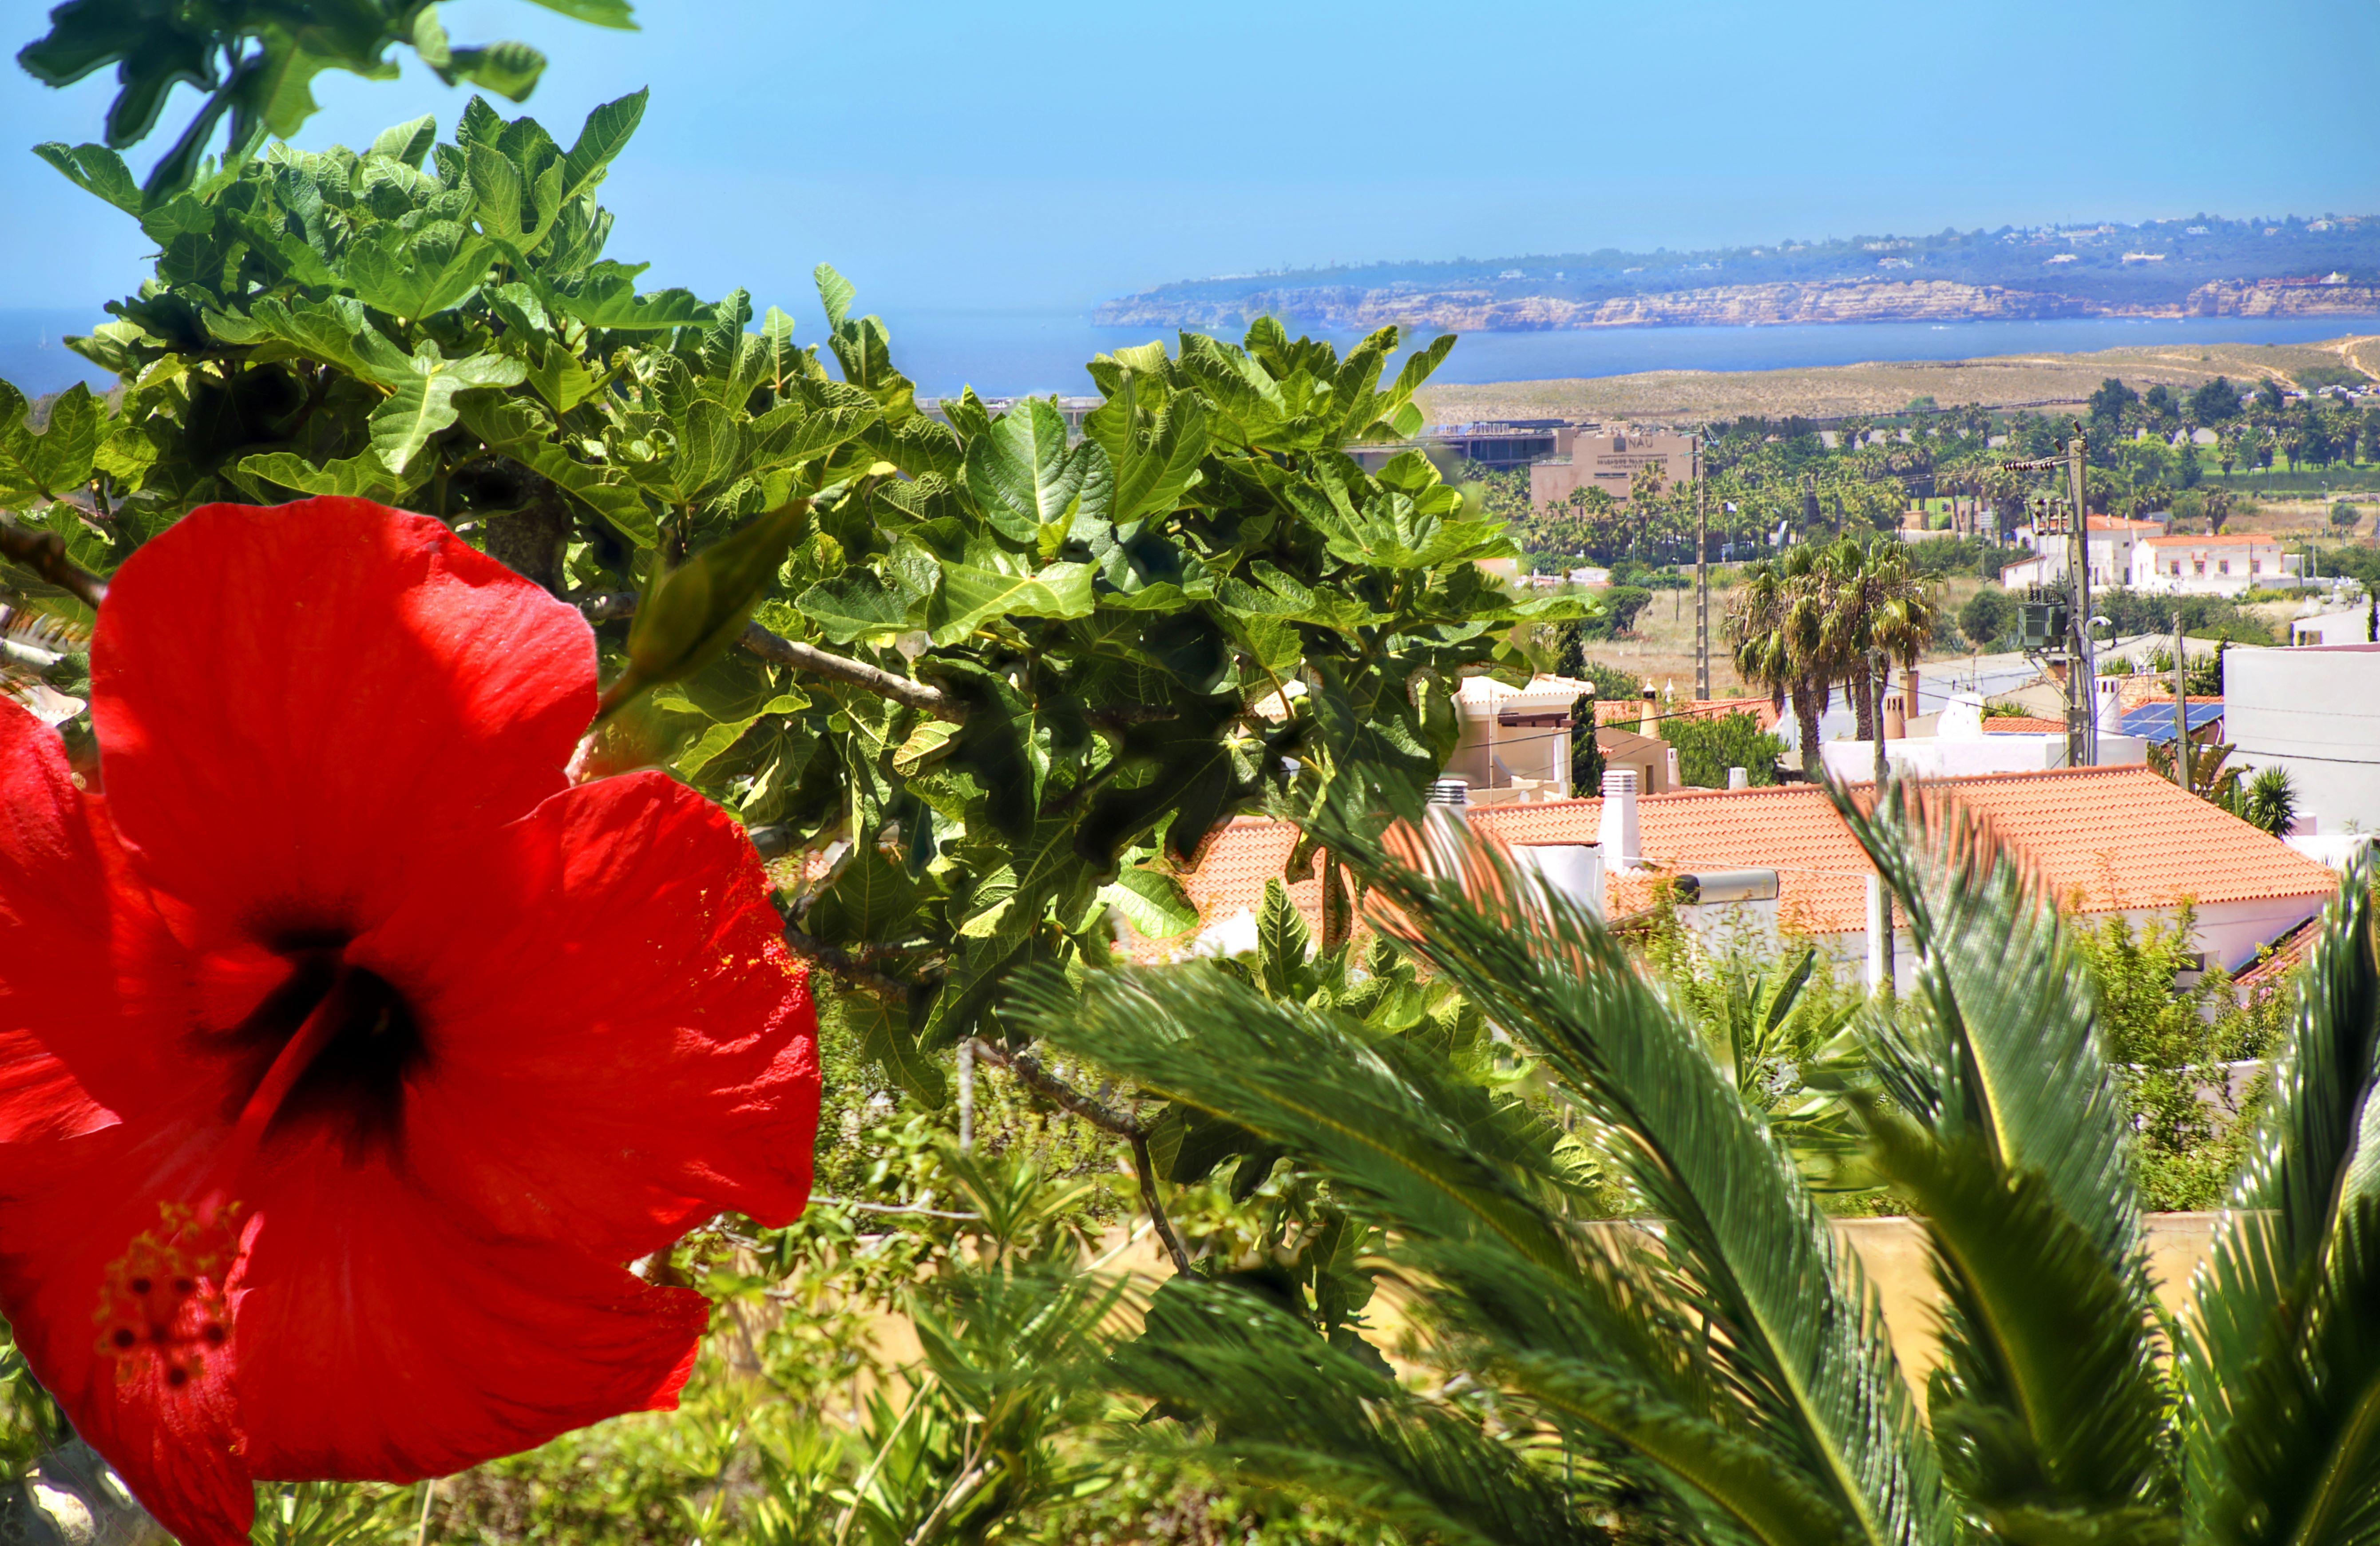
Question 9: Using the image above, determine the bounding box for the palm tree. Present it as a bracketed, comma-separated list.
[1035, 785, 2380, 1546]
[2233, 764, 2298, 837]
[1725, 545, 1834, 775]
[1811, 538, 1937, 781]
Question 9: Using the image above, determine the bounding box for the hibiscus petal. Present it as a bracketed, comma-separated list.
[0, 699, 186, 1134]
[226, 1153, 709, 1484]
[90, 498, 596, 944]
[361, 770, 819, 1257]
[0, 1116, 258, 1546]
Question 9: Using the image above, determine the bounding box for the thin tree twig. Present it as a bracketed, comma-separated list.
[781, 923, 936, 1000]
[966, 1038, 1195, 1275]
[903, 1459, 989, 1546]
[1129, 1131, 1196, 1277]
[966, 1039, 1143, 1135]
[834, 1384, 927, 1546]
[0, 519, 107, 609]
[578, 592, 955, 719]
[807, 1196, 982, 1221]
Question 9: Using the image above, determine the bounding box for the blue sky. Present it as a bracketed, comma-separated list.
[3, 0, 2376, 317]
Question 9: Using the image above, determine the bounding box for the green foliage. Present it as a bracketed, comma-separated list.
[1900, 535, 2012, 581]
[2139, 643, 2226, 699]
[2076, 910, 2288, 1211]
[2095, 590, 2273, 645]
[1656, 710, 1783, 788]
[2332, 501, 2363, 529]
[2297, 364, 2372, 391]
[2191, 376, 2244, 424]
[1653, 940, 1874, 1201]
[1022, 770, 2380, 1546]
[2233, 764, 2299, 838]
[1552, 638, 1639, 705]
[1, 99, 1570, 1112]
[1576, 583, 1651, 639]
[1957, 585, 2012, 650]
[17, 0, 633, 199]
[1568, 691, 1605, 795]
[1045, 801, 1949, 1546]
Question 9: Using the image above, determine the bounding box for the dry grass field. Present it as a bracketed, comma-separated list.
[1420, 333, 2380, 426]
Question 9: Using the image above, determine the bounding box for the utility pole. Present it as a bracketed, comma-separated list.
[2067, 422, 2095, 768]
[1694, 434, 1711, 700]
[2171, 608, 2189, 792]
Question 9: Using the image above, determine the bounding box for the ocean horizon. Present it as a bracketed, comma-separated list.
[4, 305, 2372, 404]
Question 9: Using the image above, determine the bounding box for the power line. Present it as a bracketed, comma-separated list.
[2230, 746, 2380, 767]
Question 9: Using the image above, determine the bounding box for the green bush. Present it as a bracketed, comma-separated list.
[2077, 908, 2288, 1210]
[1659, 710, 1785, 788]
[1902, 534, 2015, 579]
[1959, 586, 2015, 649]
[2332, 501, 2362, 529]
[2094, 589, 2275, 644]
[1572, 583, 1653, 639]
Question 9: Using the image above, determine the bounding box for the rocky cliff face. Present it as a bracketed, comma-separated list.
[2183, 280, 2380, 317]
[1093, 277, 2380, 331]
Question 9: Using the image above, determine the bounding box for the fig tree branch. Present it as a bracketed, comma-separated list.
[0, 518, 108, 610]
[966, 1037, 1194, 1276]
[781, 922, 935, 1000]
[578, 591, 955, 719]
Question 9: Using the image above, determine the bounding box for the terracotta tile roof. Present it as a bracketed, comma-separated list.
[2144, 533, 2276, 547]
[1167, 767, 2337, 946]
[1470, 786, 1872, 934]
[1916, 767, 2334, 913]
[1981, 716, 2068, 734]
[2236, 915, 2317, 991]
[1130, 817, 1327, 962]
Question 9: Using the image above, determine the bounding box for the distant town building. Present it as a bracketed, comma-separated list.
[2131, 534, 2300, 595]
[1999, 515, 2166, 591]
[1527, 427, 1695, 508]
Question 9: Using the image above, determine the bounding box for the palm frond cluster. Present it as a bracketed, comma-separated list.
[1025, 786, 2380, 1546]
[1725, 538, 1936, 767]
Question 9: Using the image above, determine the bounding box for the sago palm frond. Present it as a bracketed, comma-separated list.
[1030, 960, 1858, 1546]
[2182, 861, 2380, 1546]
[1291, 809, 1943, 1546]
[1114, 1281, 1626, 1546]
[1834, 780, 2174, 1535]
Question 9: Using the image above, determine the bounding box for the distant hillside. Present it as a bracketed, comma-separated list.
[1097, 215, 2380, 332]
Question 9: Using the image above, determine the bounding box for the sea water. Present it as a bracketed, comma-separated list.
[3, 305, 2372, 401]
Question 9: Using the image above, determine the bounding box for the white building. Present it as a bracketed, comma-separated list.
[1819, 688, 2147, 783]
[2293, 607, 2375, 646]
[2131, 534, 2300, 596]
[2225, 644, 2380, 832]
[2000, 515, 2166, 592]
[1444, 674, 1599, 802]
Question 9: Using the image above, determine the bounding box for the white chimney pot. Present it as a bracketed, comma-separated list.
[1599, 769, 1642, 867]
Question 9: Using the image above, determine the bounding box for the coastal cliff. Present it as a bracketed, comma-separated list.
[1093, 277, 2380, 333]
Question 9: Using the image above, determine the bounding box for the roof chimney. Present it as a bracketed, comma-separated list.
[1727, 766, 1750, 790]
[1664, 744, 1681, 789]
[1428, 776, 1471, 809]
[1639, 680, 1658, 737]
[1881, 692, 1908, 741]
[1598, 769, 1642, 867]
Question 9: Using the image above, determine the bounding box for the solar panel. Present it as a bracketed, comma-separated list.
[2116, 701, 2225, 743]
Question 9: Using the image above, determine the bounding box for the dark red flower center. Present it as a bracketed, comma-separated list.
[229, 944, 427, 1162]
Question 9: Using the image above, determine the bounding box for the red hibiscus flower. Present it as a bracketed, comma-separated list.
[0, 497, 820, 1545]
